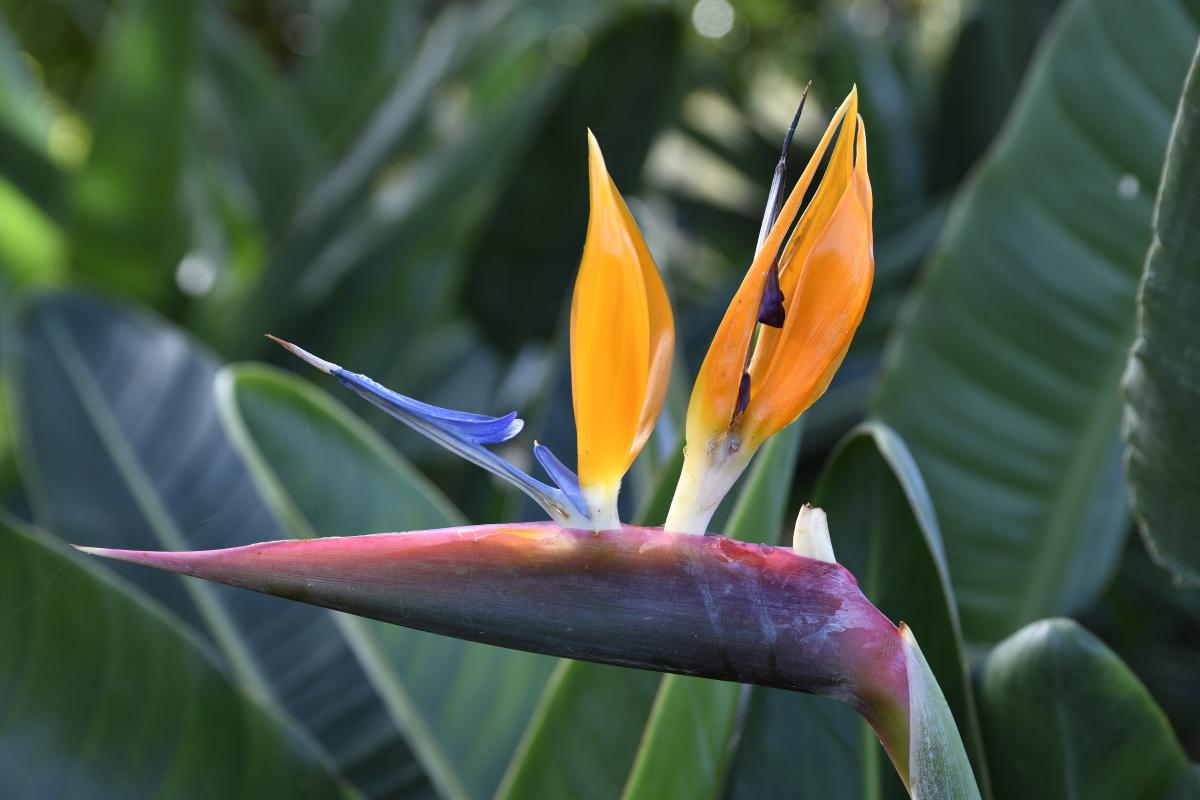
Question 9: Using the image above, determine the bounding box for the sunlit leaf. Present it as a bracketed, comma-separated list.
[68, 0, 199, 303]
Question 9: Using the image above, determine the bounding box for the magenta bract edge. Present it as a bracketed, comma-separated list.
[81, 523, 910, 780]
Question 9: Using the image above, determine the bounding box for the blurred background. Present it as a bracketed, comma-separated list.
[0, 0, 1197, 793]
[0, 0, 1056, 519]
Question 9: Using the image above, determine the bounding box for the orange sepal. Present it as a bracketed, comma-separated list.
[571, 131, 674, 495]
[747, 113, 873, 441]
[684, 90, 860, 446]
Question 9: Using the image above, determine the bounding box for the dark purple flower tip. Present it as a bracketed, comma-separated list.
[757, 264, 786, 328]
[734, 371, 752, 420]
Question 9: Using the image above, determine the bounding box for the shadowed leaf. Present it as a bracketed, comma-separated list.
[874, 0, 1200, 640]
[1122, 40, 1200, 585]
[0, 518, 347, 799]
[979, 619, 1197, 799]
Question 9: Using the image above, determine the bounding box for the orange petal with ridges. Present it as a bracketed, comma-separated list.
[685, 91, 858, 443]
[747, 114, 873, 438]
[750, 89, 860, 381]
[571, 131, 673, 492]
[618, 187, 674, 456]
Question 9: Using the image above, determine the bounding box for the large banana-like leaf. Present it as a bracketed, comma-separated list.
[1123, 41, 1200, 586]
[0, 518, 346, 799]
[874, 0, 1200, 640]
[3, 291, 447, 798]
[216, 363, 557, 799]
[979, 619, 1198, 799]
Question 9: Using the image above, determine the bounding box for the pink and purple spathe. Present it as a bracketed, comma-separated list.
[78, 523, 909, 771]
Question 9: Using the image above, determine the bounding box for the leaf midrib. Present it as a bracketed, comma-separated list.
[39, 311, 270, 700]
[1016, 303, 1135, 627]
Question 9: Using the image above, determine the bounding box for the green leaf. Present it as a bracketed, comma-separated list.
[979, 618, 1198, 799]
[929, 0, 1060, 188]
[0, 174, 67, 287]
[633, 444, 685, 527]
[239, 0, 505, 319]
[216, 363, 557, 800]
[496, 661, 662, 800]
[815, 423, 989, 790]
[463, 6, 683, 348]
[218, 1, 580, 356]
[0, 12, 65, 222]
[619, 425, 802, 800]
[3, 290, 440, 798]
[1122, 40, 1200, 586]
[217, 363, 463, 535]
[901, 627, 982, 800]
[293, 3, 411, 136]
[725, 691, 867, 800]
[0, 124, 64, 225]
[724, 422, 990, 799]
[0, 517, 346, 799]
[0, 11, 53, 145]
[196, 10, 321, 242]
[68, 0, 199, 304]
[873, 0, 1200, 640]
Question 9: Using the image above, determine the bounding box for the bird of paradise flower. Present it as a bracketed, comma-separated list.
[79, 86, 980, 799]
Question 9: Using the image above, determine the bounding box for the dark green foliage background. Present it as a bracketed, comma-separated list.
[0, 0, 1197, 798]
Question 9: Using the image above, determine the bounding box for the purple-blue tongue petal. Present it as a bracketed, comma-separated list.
[268, 336, 589, 526]
[533, 443, 588, 520]
[338, 370, 523, 445]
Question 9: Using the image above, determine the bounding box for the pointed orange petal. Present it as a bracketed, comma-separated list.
[750, 88, 859, 380]
[622, 194, 675, 454]
[746, 114, 873, 439]
[572, 132, 672, 495]
[684, 91, 858, 444]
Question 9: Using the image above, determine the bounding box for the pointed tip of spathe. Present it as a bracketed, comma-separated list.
[266, 334, 339, 374]
[72, 543, 154, 566]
